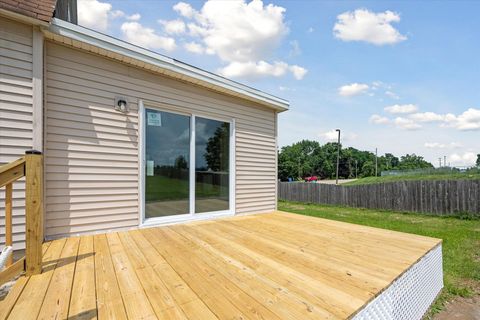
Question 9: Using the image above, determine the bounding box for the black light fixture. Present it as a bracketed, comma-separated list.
[114, 96, 129, 113]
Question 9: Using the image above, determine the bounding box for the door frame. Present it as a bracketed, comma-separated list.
[138, 100, 236, 227]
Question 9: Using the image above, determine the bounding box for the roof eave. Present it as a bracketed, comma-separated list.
[44, 18, 290, 112]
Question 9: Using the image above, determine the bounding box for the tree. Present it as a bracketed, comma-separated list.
[382, 153, 400, 170]
[476, 154, 480, 167]
[204, 123, 229, 171]
[278, 140, 321, 180]
[397, 154, 433, 170]
[277, 140, 434, 181]
[174, 155, 188, 170]
[361, 160, 375, 177]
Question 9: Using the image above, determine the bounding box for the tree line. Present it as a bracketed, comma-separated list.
[278, 140, 434, 181]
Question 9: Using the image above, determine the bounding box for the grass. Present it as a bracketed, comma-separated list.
[145, 176, 227, 201]
[344, 172, 480, 186]
[278, 200, 480, 316]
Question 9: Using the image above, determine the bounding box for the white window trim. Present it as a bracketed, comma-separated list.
[138, 100, 236, 227]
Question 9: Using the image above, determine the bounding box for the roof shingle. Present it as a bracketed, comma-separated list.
[0, 0, 57, 22]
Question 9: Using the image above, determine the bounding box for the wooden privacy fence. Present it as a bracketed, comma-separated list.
[0, 150, 44, 286]
[278, 180, 480, 216]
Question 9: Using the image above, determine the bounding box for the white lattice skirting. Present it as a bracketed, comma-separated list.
[353, 244, 443, 320]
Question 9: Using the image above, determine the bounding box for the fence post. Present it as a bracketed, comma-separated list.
[24, 150, 44, 275]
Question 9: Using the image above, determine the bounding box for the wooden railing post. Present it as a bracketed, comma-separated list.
[24, 150, 43, 275]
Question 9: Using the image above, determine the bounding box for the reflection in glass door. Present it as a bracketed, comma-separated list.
[145, 109, 190, 218]
[195, 117, 230, 213]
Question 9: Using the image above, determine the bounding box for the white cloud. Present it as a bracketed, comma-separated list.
[449, 152, 477, 167]
[126, 13, 141, 21]
[173, 2, 196, 19]
[321, 130, 339, 141]
[402, 108, 480, 130]
[443, 108, 480, 130]
[159, 19, 186, 34]
[110, 10, 125, 19]
[184, 41, 205, 54]
[338, 83, 369, 97]
[121, 22, 176, 51]
[369, 114, 390, 124]
[333, 9, 407, 45]
[409, 111, 446, 122]
[385, 90, 399, 99]
[218, 61, 307, 80]
[394, 117, 421, 130]
[424, 142, 462, 149]
[289, 65, 308, 80]
[289, 40, 301, 57]
[308, 27, 314, 33]
[219, 61, 287, 79]
[172, 0, 306, 80]
[384, 104, 418, 114]
[371, 107, 480, 131]
[193, 0, 287, 62]
[320, 129, 357, 142]
[186, 22, 207, 37]
[78, 0, 112, 31]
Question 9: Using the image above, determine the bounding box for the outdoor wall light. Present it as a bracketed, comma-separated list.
[114, 96, 129, 113]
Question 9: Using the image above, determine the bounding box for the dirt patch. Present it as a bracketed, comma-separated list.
[434, 295, 480, 320]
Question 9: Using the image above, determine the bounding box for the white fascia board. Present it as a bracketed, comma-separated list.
[46, 19, 290, 112]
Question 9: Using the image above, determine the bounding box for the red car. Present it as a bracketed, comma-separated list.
[304, 176, 318, 182]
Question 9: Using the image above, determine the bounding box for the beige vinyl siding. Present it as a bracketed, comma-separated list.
[0, 18, 34, 249]
[45, 41, 277, 238]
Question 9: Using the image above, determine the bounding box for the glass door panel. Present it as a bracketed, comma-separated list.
[145, 109, 190, 218]
[195, 117, 230, 213]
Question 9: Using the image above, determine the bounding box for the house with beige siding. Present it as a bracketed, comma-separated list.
[1, 0, 287, 248]
[0, 2, 446, 319]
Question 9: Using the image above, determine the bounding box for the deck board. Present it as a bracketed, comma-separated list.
[94, 234, 128, 320]
[0, 211, 442, 320]
[0, 242, 51, 320]
[7, 238, 67, 320]
[37, 236, 80, 319]
[68, 235, 97, 320]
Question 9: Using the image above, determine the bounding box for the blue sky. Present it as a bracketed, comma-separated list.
[78, 0, 480, 167]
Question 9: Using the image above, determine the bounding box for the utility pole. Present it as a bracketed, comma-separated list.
[444, 156, 447, 167]
[375, 148, 378, 177]
[335, 129, 341, 185]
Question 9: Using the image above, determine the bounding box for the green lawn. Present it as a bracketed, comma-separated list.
[344, 172, 480, 186]
[279, 200, 480, 316]
[145, 176, 227, 201]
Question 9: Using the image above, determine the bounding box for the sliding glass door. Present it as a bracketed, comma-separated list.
[145, 109, 190, 219]
[195, 117, 230, 213]
[144, 107, 231, 222]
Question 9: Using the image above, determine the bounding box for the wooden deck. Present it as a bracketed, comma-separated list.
[0, 211, 442, 320]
